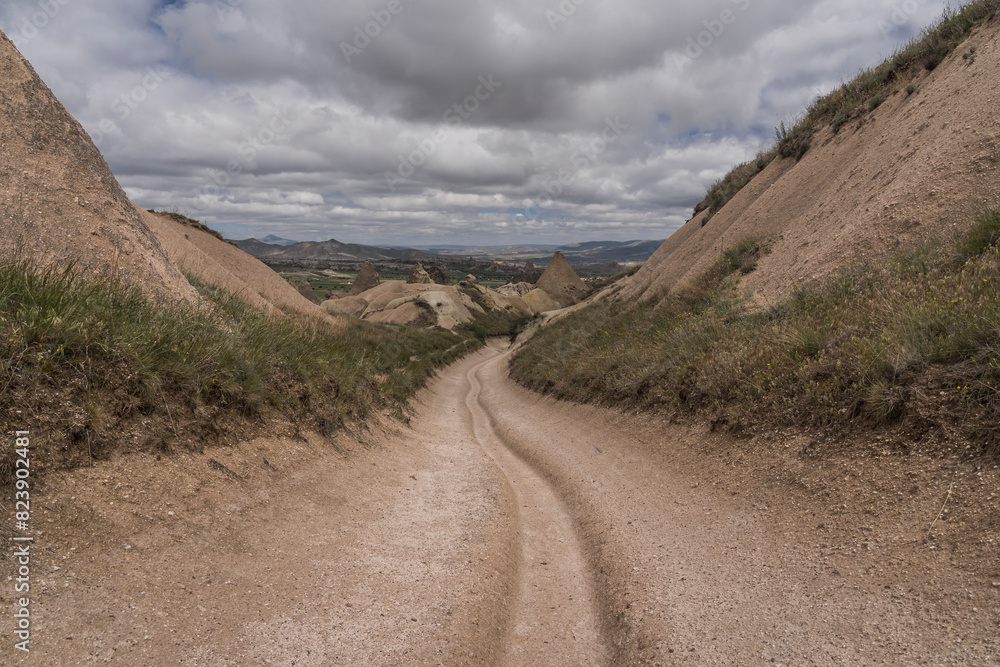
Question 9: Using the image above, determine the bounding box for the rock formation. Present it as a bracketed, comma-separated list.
[406, 262, 433, 284]
[496, 282, 534, 297]
[349, 260, 380, 295]
[536, 251, 588, 307]
[426, 265, 450, 284]
[0, 30, 197, 303]
[523, 288, 561, 313]
[288, 277, 321, 304]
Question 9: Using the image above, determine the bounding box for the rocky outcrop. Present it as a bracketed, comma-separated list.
[383, 291, 473, 330]
[288, 277, 321, 304]
[536, 252, 588, 307]
[426, 265, 450, 285]
[406, 262, 434, 284]
[337, 279, 535, 329]
[366, 302, 432, 327]
[496, 282, 534, 298]
[523, 288, 561, 313]
[456, 277, 497, 312]
[349, 260, 380, 295]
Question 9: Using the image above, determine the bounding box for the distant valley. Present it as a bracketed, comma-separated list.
[232, 236, 664, 266]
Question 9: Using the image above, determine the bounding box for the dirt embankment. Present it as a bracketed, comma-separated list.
[622, 19, 1000, 305]
[0, 31, 197, 304]
[5, 349, 997, 665]
[139, 207, 331, 322]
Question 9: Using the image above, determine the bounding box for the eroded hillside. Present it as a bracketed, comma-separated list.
[621, 12, 1000, 305]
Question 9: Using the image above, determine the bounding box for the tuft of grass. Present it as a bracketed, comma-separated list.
[954, 208, 1000, 262]
[512, 209, 1000, 457]
[0, 259, 480, 481]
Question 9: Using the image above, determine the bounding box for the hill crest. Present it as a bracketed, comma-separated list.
[621, 13, 1000, 305]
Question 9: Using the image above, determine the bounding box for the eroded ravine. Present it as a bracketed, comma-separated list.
[465, 350, 609, 666]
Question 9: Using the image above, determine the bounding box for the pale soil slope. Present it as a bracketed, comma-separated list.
[140, 208, 332, 321]
[623, 20, 1000, 304]
[0, 31, 196, 303]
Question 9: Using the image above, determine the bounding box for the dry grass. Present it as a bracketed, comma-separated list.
[511, 209, 1000, 456]
[0, 258, 481, 481]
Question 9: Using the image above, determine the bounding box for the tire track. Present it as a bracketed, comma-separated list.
[465, 350, 609, 666]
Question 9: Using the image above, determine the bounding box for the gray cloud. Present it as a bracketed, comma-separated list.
[1, 0, 950, 245]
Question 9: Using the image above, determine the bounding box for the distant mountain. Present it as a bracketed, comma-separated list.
[556, 240, 665, 264]
[233, 237, 665, 266]
[259, 234, 298, 246]
[232, 237, 448, 264]
[412, 240, 664, 265]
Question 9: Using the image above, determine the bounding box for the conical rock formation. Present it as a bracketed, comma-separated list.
[536, 251, 588, 307]
[349, 260, 381, 295]
[288, 277, 321, 304]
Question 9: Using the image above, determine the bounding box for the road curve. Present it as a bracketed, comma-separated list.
[464, 351, 608, 666]
[18, 347, 1000, 665]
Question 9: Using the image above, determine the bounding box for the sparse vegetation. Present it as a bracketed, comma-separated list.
[694, 151, 777, 219]
[511, 209, 1000, 457]
[585, 264, 644, 295]
[456, 310, 537, 342]
[149, 209, 226, 241]
[694, 0, 1000, 217]
[0, 259, 480, 481]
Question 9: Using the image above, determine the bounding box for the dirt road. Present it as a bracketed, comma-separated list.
[9, 348, 1000, 665]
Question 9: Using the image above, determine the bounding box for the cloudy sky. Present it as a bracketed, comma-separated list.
[2, 0, 951, 245]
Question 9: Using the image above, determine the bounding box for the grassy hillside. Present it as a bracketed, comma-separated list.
[0, 258, 481, 481]
[695, 0, 999, 219]
[511, 210, 1000, 456]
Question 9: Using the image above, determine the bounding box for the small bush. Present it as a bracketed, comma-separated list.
[456, 311, 536, 342]
[776, 122, 814, 160]
[868, 92, 889, 111]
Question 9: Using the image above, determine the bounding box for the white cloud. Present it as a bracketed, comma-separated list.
[0, 0, 954, 244]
